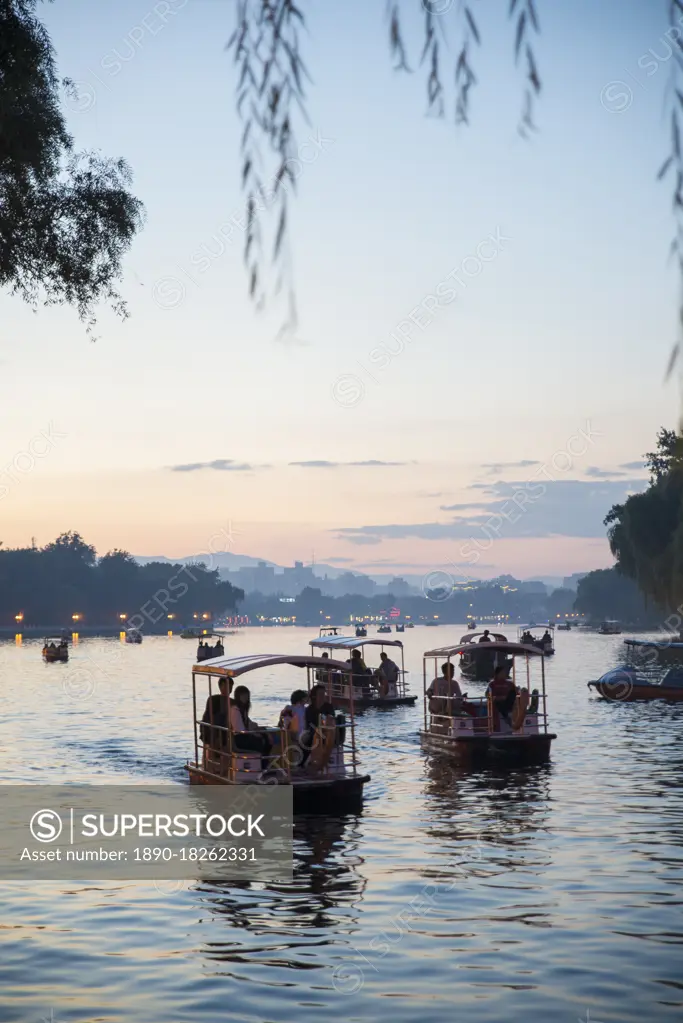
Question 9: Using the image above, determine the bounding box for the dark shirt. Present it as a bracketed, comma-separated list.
[305, 701, 335, 730]
[200, 693, 228, 742]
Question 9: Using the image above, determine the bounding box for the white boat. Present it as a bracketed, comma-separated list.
[186, 652, 369, 812]
[420, 640, 555, 764]
[517, 623, 555, 655]
[309, 635, 416, 709]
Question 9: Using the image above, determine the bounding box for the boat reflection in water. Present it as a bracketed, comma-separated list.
[195, 813, 367, 967]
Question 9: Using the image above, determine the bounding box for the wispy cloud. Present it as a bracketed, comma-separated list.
[325, 556, 355, 563]
[170, 459, 270, 473]
[481, 460, 540, 476]
[619, 460, 647, 472]
[336, 478, 648, 543]
[334, 533, 382, 545]
[290, 460, 408, 469]
[584, 466, 626, 480]
[440, 501, 490, 512]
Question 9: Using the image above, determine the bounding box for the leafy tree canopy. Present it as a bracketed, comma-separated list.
[606, 429, 683, 611]
[0, 0, 143, 333]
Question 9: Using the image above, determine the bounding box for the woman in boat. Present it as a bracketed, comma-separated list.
[229, 685, 273, 771]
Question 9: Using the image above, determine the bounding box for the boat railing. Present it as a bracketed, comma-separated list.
[196, 718, 351, 781]
[424, 689, 548, 737]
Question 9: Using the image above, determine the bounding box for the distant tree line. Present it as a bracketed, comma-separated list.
[0, 532, 243, 629]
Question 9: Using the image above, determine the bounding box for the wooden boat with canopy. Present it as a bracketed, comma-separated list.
[458, 631, 509, 681]
[309, 635, 416, 708]
[421, 640, 555, 763]
[186, 653, 370, 813]
[517, 623, 555, 655]
[42, 637, 69, 662]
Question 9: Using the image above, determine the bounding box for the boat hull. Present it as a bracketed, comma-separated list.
[43, 651, 68, 662]
[588, 681, 683, 702]
[185, 764, 370, 813]
[420, 729, 555, 765]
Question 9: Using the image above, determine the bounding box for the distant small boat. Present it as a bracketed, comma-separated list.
[355, 626, 367, 637]
[125, 629, 142, 644]
[557, 623, 571, 631]
[377, 624, 391, 634]
[43, 638, 68, 662]
[598, 621, 622, 635]
[319, 626, 343, 637]
[467, 620, 477, 630]
[395, 623, 405, 633]
[180, 627, 207, 639]
[405, 622, 415, 628]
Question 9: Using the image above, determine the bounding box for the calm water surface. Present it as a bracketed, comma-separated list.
[1, 627, 682, 1022]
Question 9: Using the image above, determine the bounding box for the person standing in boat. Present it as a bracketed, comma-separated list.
[478, 630, 492, 643]
[376, 651, 400, 697]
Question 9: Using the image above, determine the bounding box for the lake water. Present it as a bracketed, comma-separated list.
[1, 626, 682, 1023]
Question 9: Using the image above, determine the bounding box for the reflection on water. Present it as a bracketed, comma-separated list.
[0, 629, 683, 1022]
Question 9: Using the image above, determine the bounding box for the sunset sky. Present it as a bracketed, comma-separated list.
[0, 0, 676, 579]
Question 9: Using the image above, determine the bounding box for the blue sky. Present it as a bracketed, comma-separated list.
[0, 0, 677, 578]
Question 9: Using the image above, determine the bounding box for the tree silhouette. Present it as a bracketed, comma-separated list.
[0, 0, 143, 335]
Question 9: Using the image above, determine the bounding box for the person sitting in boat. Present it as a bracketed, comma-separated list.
[279, 689, 309, 737]
[200, 677, 232, 747]
[488, 664, 517, 726]
[347, 648, 372, 696]
[315, 651, 331, 684]
[300, 683, 338, 770]
[214, 639, 224, 656]
[376, 651, 400, 698]
[478, 630, 492, 643]
[427, 662, 463, 719]
[541, 630, 551, 647]
[229, 685, 273, 772]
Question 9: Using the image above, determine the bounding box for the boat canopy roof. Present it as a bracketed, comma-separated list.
[424, 641, 544, 659]
[459, 631, 507, 643]
[193, 653, 352, 677]
[518, 622, 554, 630]
[310, 635, 403, 651]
